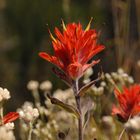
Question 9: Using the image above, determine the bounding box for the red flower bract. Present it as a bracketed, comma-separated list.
[112, 85, 140, 122]
[39, 20, 105, 80]
[3, 112, 19, 124]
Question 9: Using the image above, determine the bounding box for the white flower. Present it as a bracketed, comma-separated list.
[4, 123, 14, 130]
[105, 73, 111, 79]
[0, 87, 11, 102]
[128, 77, 134, 84]
[83, 78, 91, 84]
[32, 108, 39, 118]
[97, 87, 104, 95]
[27, 80, 39, 91]
[0, 126, 15, 140]
[100, 81, 106, 87]
[53, 89, 65, 101]
[125, 116, 140, 134]
[18, 103, 39, 122]
[53, 88, 74, 102]
[40, 80, 52, 91]
[117, 68, 124, 74]
[102, 116, 116, 133]
[91, 127, 97, 133]
[84, 67, 93, 78]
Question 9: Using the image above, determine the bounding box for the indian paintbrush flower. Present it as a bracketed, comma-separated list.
[39, 19, 105, 140]
[112, 85, 140, 122]
[39, 20, 105, 81]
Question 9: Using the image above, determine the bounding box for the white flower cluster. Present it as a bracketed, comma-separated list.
[34, 119, 58, 139]
[53, 88, 75, 105]
[0, 125, 15, 140]
[0, 87, 11, 102]
[4, 122, 15, 130]
[91, 86, 104, 96]
[105, 68, 134, 85]
[125, 116, 140, 134]
[83, 67, 93, 84]
[102, 116, 116, 133]
[18, 102, 39, 122]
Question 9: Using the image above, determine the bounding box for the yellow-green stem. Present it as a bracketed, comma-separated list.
[0, 106, 4, 125]
[28, 122, 33, 140]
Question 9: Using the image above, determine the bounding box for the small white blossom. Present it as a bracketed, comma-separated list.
[105, 73, 111, 79]
[91, 127, 97, 133]
[4, 123, 14, 130]
[97, 87, 104, 95]
[53, 88, 74, 102]
[111, 72, 118, 80]
[100, 81, 106, 87]
[27, 80, 39, 91]
[0, 126, 15, 140]
[0, 87, 11, 102]
[40, 80, 52, 91]
[121, 73, 128, 78]
[117, 68, 124, 74]
[91, 86, 98, 93]
[18, 103, 39, 122]
[102, 116, 116, 133]
[125, 116, 140, 134]
[83, 78, 91, 84]
[84, 67, 93, 78]
[128, 77, 134, 84]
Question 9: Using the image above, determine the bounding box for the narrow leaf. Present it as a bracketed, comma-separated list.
[61, 19, 66, 31]
[85, 17, 93, 31]
[47, 94, 80, 118]
[48, 29, 57, 43]
[77, 77, 101, 97]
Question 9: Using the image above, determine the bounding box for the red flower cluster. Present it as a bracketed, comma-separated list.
[39, 20, 105, 80]
[112, 85, 140, 121]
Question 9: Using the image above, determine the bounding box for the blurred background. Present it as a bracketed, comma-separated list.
[0, 0, 140, 110]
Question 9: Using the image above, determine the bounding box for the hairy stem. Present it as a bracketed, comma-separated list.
[28, 122, 33, 140]
[73, 80, 83, 140]
[118, 128, 126, 140]
[0, 106, 3, 125]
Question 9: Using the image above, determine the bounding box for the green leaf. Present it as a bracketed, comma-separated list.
[47, 94, 80, 118]
[77, 77, 101, 97]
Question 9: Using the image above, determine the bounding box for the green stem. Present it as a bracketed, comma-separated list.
[28, 122, 33, 140]
[32, 90, 40, 106]
[119, 115, 132, 140]
[73, 80, 83, 140]
[0, 106, 4, 125]
[118, 128, 126, 140]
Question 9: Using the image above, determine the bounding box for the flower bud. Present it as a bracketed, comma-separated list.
[40, 80, 52, 91]
[27, 80, 39, 91]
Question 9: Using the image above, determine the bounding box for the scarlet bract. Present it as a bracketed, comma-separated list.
[112, 85, 140, 121]
[39, 21, 105, 81]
